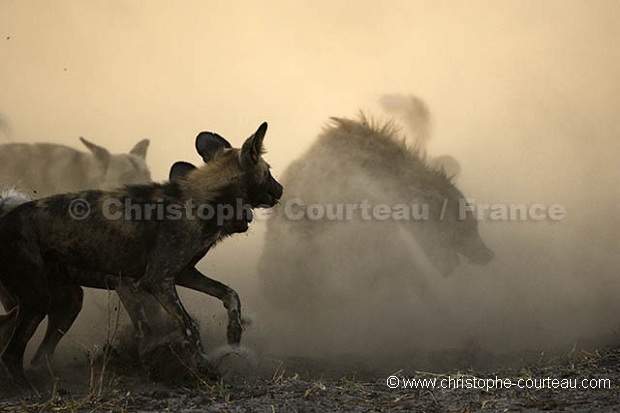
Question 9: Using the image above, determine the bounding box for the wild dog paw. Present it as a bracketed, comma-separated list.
[226, 314, 243, 345]
[196, 356, 220, 380]
[207, 345, 258, 380]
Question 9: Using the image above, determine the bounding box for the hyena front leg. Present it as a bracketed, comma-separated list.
[176, 267, 242, 345]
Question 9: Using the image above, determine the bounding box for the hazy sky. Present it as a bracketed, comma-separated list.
[1, 1, 619, 359]
[2, 1, 618, 181]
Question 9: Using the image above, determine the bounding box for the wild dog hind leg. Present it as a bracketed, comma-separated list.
[31, 283, 84, 369]
[0, 307, 18, 357]
[2, 305, 46, 389]
[0, 284, 19, 355]
[116, 278, 154, 342]
[0, 252, 50, 388]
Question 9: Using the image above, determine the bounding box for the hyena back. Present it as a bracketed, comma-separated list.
[0, 123, 282, 388]
[0, 138, 150, 198]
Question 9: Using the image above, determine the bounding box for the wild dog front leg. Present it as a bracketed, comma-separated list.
[176, 267, 242, 345]
[139, 267, 206, 360]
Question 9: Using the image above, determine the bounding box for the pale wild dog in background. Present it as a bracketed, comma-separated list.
[0, 137, 151, 198]
[0, 123, 283, 389]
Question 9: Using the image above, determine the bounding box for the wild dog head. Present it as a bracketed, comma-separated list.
[80, 137, 152, 189]
[170, 122, 283, 231]
[235, 122, 283, 208]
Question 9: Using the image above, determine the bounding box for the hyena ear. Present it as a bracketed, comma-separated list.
[130, 139, 150, 159]
[80, 137, 111, 165]
[195, 132, 232, 163]
[169, 161, 197, 182]
[240, 122, 268, 168]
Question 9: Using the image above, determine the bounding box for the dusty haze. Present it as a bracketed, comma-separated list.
[1, 1, 619, 372]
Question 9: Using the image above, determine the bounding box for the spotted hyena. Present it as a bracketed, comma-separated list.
[259, 115, 493, 313]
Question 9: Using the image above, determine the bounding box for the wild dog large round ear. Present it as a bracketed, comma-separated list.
[241, 122, 268, 167]
[195, 132, 232, 163]
[169, 161, 197, 182]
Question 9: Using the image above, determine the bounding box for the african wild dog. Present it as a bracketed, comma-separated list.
[0, 123, 283, 388]
[0, 137, 151, 198]
[0, 156, 260, 372]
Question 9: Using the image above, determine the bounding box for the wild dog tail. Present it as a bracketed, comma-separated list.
[0, 187, 31, 217]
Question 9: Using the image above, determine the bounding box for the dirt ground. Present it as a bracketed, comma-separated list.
[1, 340, 619, 413]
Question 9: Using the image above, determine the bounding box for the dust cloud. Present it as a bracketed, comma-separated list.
[0, 1, 619, 374]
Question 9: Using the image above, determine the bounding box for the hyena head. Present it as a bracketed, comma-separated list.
[80, 137, 152, 189]
[417, 182, 494, 276]
[171, 122, 283, 226]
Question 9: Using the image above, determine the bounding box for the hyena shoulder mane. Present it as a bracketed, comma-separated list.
[322, 113, 453, 185]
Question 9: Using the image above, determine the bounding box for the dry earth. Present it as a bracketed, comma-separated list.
[1, 339, 620, 412]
